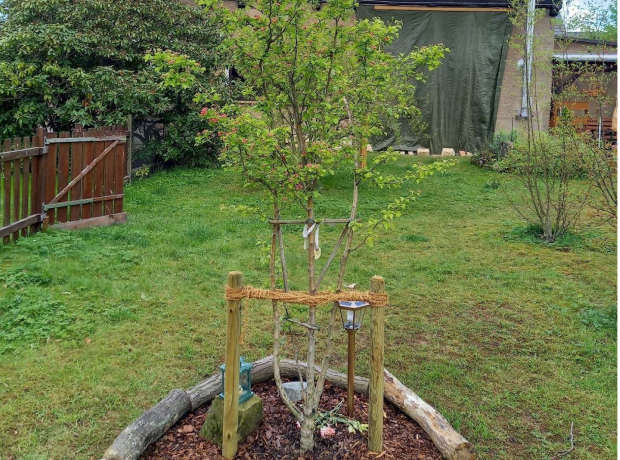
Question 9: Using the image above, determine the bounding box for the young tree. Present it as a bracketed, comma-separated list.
[185, 0, 451, 451]
[0, 0, 223, 166]
[555, 0, 618, 227]
[500, 1, 607, 242]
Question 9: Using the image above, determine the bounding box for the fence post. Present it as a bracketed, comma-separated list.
[368, 275, 385, 453]
[32, 128, 47, 230]
[127, 115, 132, 182]
[223, 271, 242, 459]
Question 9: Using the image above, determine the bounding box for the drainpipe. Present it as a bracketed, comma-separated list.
[521, 0, 536, 118]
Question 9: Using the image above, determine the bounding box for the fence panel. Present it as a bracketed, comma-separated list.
[0, 134, 44, 242]
[1, 125, 128, 243]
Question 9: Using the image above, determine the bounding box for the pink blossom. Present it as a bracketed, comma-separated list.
[295, 184, 303, 191]
[320, 427, 336, 438]
[200, 107, 208, 115]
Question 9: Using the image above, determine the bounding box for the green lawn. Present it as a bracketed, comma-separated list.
[0, 158, 616, 460]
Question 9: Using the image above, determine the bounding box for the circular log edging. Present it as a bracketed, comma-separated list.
[102, 356, 475, 460]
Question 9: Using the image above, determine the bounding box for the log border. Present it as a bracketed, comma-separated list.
[102, 356, 475, 460]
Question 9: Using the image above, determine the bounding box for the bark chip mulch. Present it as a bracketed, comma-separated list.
[141, 380, 443, 460]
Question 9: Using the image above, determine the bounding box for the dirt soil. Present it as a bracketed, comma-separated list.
[141, 380, 443, 460]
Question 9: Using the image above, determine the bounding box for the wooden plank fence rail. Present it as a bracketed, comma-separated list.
[0, 125, 128, 243]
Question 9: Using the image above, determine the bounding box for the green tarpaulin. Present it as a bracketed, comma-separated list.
[356, 6, 511, 154]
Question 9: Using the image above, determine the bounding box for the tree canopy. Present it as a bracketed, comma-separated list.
[561, 1, 618, 42]
[0, 0, 221, 138]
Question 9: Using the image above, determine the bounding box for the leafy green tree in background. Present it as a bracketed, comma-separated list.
[0, 0, 224, 166]
[561, 0, 617, 42]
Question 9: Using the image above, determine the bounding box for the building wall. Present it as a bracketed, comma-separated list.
[495, 10, 555, 133]
[557, 40, 618, 55]
[551, 40, 617, 120]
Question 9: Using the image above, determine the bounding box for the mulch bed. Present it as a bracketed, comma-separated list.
[141, 380, 443, 460]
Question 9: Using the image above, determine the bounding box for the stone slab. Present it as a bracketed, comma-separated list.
[282, 381, 307, 402]
[441, 148, 455, 156]
[417, 148, 430, 156]
[200, 394, 263, 446]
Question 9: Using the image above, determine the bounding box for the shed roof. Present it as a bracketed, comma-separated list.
[356, 0, 562, 16]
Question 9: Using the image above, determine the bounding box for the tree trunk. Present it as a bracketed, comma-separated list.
[103, 389, 191, 460]
[301, 194, 317, 452]
[383, 369, 476, 460]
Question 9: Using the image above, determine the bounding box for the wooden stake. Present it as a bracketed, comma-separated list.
[360, 144, 368, 169]
[368, 276, 385, 453]
[223, 271, 242, 459]
[127, 115, 132, 182]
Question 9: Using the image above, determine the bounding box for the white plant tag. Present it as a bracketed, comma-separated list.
[302, 223, 315, 250]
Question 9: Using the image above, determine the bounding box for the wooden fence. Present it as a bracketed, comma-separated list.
[0, 125, 127, 243]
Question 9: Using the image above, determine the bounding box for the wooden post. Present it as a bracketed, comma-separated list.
[368, 276, 385, 453]
[360, 144, 368, 169]
[126, 115, 132, 182]
[34, 128, 46, 230]
[223, 271, 242, 459]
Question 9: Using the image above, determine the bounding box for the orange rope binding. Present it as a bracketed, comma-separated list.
[225, 286, 388, 307]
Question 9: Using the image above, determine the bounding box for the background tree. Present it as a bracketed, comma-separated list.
[498, 1, 614, 243]
[560, 0, 617, 42]
[0, 0, 223, 166]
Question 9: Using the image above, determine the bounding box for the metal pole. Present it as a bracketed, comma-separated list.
[521, 0, 536, 118]
[347, 329, 356, 416]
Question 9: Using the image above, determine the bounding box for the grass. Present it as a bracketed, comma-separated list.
[0, 157, 616, 460]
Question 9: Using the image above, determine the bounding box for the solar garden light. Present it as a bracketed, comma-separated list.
[220, 357, 254, 404]
[338, 300, 369, 416]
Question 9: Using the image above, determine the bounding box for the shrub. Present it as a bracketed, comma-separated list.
[470, 130, 517, 168]
[579, 135, 617, 227]
[139, 111, 222, 168]
[498, 127, 591, 243]
[0, 0, 224, 169]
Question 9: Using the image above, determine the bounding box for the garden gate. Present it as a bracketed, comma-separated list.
[0, 125, 128, 243]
